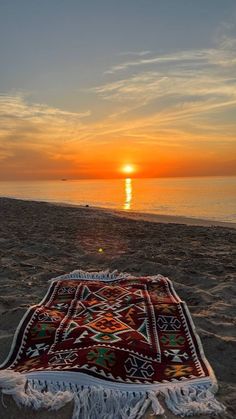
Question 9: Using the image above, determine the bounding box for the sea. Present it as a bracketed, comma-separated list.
[0, 176, 235, 223]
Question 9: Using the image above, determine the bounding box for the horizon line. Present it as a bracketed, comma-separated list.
[1, 174, 236, 182]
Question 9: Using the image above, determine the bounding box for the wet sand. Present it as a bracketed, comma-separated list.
[0, 197, 235, 418]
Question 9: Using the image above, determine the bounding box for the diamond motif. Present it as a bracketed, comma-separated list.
[95, 286, 128, 302]
[87, 312, 129, 333]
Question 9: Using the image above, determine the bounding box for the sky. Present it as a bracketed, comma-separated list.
[0, 0, 236, 180]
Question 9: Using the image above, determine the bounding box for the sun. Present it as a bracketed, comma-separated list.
[121, 164, 135, 175]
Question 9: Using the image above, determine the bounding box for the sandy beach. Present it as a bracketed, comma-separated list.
[0, 197, 235, 418]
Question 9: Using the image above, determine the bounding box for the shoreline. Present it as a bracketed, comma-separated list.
[1, 196, 236, 229]
[103, 208, 236, 229]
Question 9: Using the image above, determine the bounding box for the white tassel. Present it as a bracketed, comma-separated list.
[0, 370, 73, 410]
[148, 391, 165, 415]
[162, 384, 225, 416]
[72, 387, 150, 419]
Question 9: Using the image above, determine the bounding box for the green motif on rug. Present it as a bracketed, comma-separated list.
[87, 347, 116, 369]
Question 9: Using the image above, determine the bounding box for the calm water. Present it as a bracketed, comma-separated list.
[0, 177, 236, 223]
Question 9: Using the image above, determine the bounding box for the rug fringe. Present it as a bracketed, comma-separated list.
[72, 387, 151, 419]
[162, 384, 225, 416]
[0, 371, 225, 417]
[50, 269, 165, 283]
[0, 370, 73, 410]
[51, 269, 136, 283]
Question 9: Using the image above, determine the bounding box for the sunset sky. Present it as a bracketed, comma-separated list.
[0, 0, 236, 180]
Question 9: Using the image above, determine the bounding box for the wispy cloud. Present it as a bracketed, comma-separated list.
[0, 93, 90, 122]
[105, 33, 236, 75]
[93, 71, 236, 107]
[117, 50, 151, 57]
[105, 49, 214, 74]
[0, 93, 92, 175]
[92, 33, 236, 133]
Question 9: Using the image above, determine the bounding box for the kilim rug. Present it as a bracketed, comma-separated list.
[0, 270, 224, 418]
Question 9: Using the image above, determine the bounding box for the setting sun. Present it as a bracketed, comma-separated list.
[121, 164, 135, 175]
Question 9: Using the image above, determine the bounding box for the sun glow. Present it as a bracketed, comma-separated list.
[121, 164, 135, 175]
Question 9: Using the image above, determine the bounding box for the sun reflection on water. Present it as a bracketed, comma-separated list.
[124, 178, 132, 210]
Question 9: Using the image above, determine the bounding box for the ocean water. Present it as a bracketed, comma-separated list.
[0, 177, 236, 223]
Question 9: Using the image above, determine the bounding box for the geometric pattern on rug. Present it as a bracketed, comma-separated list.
[2, 275, 211, 385]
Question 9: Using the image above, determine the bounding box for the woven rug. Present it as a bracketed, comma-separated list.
[0, 270, 224, 418]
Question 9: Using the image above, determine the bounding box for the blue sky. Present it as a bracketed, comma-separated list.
[1, 0, 235, 106]
[0, 0, 236, 179]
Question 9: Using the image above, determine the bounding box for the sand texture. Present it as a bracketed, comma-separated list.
[0, 197, 235, 418]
